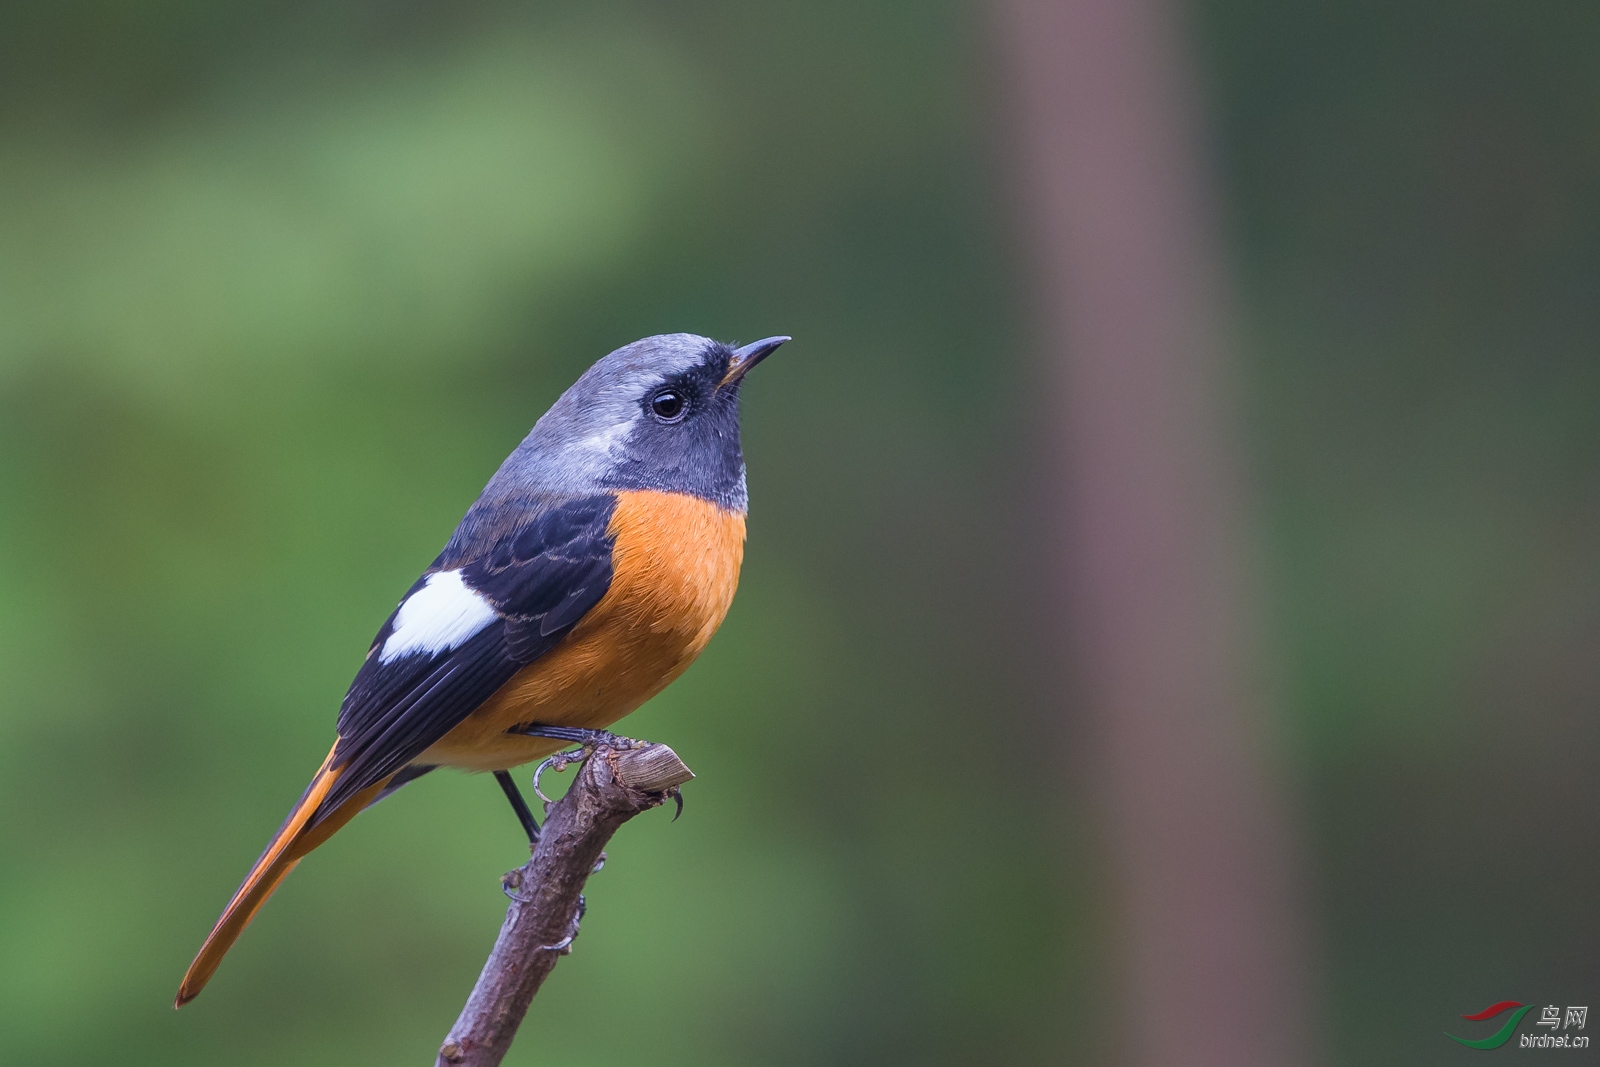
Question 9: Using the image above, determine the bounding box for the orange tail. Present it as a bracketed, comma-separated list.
[174, 743, 390, 1007]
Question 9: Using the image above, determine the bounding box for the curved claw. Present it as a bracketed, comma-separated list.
[531, 746, 589, 806]
[531, 756, 559, 806]
[539, 934, 574, 953]
[670, 787, 684, 822]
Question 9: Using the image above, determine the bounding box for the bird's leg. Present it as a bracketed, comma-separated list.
[494, 770, 540, 844]
[509, 724, 637, 750]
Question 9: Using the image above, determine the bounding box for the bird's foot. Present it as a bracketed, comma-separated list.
[531, 747, 590, 805]
[514, 724, 638, 806]
[541, 894, 587, 955]
[512, 724, 683, 821]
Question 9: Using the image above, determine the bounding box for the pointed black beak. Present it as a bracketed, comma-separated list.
[721, 336, 790, 388]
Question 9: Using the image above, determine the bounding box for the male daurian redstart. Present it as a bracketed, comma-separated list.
[176, 333, 788, 1006]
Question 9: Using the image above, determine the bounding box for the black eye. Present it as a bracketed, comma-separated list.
[650, 390, 686, 422]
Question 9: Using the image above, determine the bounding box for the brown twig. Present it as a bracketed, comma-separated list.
[434, 742, 695, 1067]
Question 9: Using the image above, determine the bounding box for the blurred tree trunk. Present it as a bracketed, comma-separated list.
[990, 2, 1314, 1065]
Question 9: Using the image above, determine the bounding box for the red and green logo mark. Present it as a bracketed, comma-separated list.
[1447, 1001, 1535, 1049]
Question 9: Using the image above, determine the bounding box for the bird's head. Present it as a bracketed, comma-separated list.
[494, 333, 788, 513]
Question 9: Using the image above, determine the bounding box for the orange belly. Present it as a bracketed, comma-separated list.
[417, 488, 745, 772]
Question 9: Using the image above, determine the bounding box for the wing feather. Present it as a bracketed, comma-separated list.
[315, 493, 618, 819]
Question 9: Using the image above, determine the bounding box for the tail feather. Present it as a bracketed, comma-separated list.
[174, 743, 390, 1007]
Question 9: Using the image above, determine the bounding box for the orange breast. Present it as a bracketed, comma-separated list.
[418, 489, 746, 772]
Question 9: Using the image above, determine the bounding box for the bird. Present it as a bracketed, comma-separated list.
[175, 332, 788, 1007]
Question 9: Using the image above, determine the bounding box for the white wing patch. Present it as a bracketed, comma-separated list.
[379, 570, 498, 664]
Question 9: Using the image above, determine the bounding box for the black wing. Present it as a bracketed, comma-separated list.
[316, 494, 618, 818]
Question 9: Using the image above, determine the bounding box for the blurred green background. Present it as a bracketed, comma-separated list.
[0, 1, 1595, 1064]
